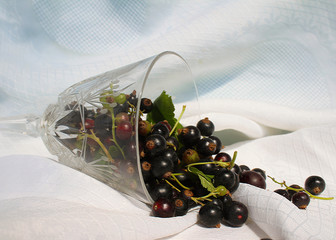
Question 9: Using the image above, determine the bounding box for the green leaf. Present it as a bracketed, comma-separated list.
[199, 175, 215, 192]
[188, 166, 216, 192]
[146, 91, 182, 133]
[188, 167, 213, 181]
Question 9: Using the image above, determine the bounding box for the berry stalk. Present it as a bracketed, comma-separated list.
[87, 130, 115, 163]
[169, 105, 186, 136]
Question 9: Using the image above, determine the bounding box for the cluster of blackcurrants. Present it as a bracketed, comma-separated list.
[139, 111, 270, 228]
[273, 175, 326, 209]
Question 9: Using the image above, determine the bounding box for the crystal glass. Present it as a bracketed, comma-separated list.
[0, 51, 198, 204]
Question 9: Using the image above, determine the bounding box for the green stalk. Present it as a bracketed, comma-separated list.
[87, 130, 114, 163]
[186, 161, 230, 170]
[228, 151, 237, 170]
[109, 107, 126, 160]
[170, 174, 191, 190]
[165, 179, 181, 192]
[169, 105, 186, 136]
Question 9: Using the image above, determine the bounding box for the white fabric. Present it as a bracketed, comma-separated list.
[1, 0, 336, 239]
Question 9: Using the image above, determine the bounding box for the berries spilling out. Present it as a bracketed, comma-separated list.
[54, 87, 333, 231]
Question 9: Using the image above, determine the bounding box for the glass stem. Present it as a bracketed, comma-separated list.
[0, 115, 41, 137]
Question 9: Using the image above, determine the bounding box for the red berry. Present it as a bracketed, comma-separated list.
[116, 121, 133, 140]
[152, 198, 175, 218]
[84, 118, 95, 129]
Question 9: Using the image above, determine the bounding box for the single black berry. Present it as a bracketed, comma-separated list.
[196, 117, 215, 136]
[144, 134, 167, 157]
[288, 184, 303, 199]
[151, 155, 174, 179]
[199, 202, 223, 228]
[178, 126, 201, 147]
[140, 98, 153, 113]
[214, 168, 238, 193]
[196, 137, 217, 156]
[304, 175, 326, 195]
[151, 122, 170, 139]
[222, 201, 248, 227]
[174, 197, 189, 216]
[208, 135, 222, 154]
[150, 182, 173, 201]
[292, 191, 310, 209]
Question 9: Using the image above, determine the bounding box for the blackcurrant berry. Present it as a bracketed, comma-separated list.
[196, 137, 217, 156]
[288, 184, 303, 199]
[223, 201, 248, 227]
[152, 198, 175, 218]
[140, 98, 153, 113]
[304, 175, 326, 195]
[199, 202, 223, 228]
[196, 117, 215, 136]
[174, 197, 189, 216]
[214, 168, 238, 193]
[214, 152, 231, 162]
[209, 135, 222, 154]
[150, 182, 173, 201]
[144, 134, 167, 157]
[292, 191, 310, 209]
[240, 170, 266, 189]
[178, 126, 201, 147]
[151, 155, 174, 179]
[151, 122, 170, 139]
